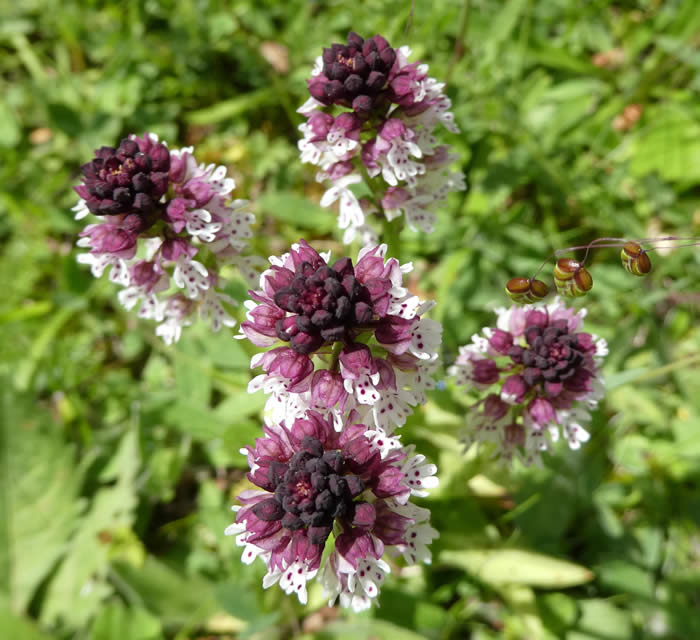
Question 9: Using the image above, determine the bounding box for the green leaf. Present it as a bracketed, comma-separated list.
[594, 559, 654, 600]
[257, 192, 337, 232]
[0, 100, 21, 148]
[483, 0, 529, 64]
[0, 382, 83, 613]
[40, 429, 140, 629]
[90, 603, 163, 640]
[439, 549, 594, 588]
[625, 104, 700, 183]
[174, 340, 212, 409]
[112, 556, 221, 628]
[570, 599, 634, 640]
[324, 619, 430, 640]
[0, 597, 53, 640]
[185, 88, 278, 125]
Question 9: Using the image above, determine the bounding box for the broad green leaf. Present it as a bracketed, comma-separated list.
[439, 549, 594, 588]
[164, 401, 233, 440]
[624, 104, 700, 183]
[257, 192, 337, 232]
[0, 597, 52, 640]
[0, 383, 83, 613]
[112, 556, 221, 628]
[40, 429, 140, 629]
[569, 599, 634, 640]
[594, 560, 654, 600]
[185, 88, 278, 125]
[90, 603, 163, 640]
[174, 340, 212, 409]
[324, 619, 430, 640]
[538, 592, 578, 634]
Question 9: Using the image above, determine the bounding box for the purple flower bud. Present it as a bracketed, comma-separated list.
[339, 343, 374, 376]
[381, 186, 409, 210]
[311, 370, 347, 409]
[488, 329, 513, 355]
[347, 31, 364, 49]
[365, 71, 387, 93]
[307, 111, 334, 140]
[483, 394, 509, 419]
[334, 112, 362, 134]
[472, 359, 500, 385]
[502, 374, 527, 404]
[378, 118, 407, 141]
[308, 77, 331, 104]
[527, 397, 555, 427]
[352, 95, 373, 116]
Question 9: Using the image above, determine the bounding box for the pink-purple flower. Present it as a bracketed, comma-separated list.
[225, 410, 438, 610]
[74, 133, 260, 343]
[448, 299, 607, 465]
[239, 240, 441, 433]
[298, 32, 465, 244]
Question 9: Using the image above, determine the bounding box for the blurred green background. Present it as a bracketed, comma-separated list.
[1, 0, 699, 638]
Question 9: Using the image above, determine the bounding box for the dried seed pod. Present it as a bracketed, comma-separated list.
[505, 277, 531, 304]
[505, 278, 550, 304]
[621, 242, 652, 276]
[554, 258, 593, 297]
[528, 279, 550, 301]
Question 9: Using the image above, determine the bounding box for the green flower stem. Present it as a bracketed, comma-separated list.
[329, 340, 343, 373]
[626, 352, 700, 384]
[382, 215, 402, 261]
[360, 164, 404, 260]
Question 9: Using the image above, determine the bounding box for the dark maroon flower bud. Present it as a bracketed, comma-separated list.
[472, 359, 500, 385]
[352, 55, 369, 76]
[344, 74, 364, 95]
[379, 47, 396, 68]
[372, 34, 390, 51]
[329, 61, 350, 81]
[483, 394, 509, 420]
[352, 95, 373, 116]
[322, 44, 342, 65]
[347, 31, 364, 49]
[362, 39, 378, 57]
[252, 498, 285, 521]
[309, 78, 331, 103]
[325, 79, 345, 102]
[366, 71, 387, 93]
[364, 51, 379, 70]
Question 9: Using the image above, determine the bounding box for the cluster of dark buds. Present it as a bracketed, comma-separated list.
[309, 32, 397, 116]
[74, 133, 259, 343]
[449, 299, 607, 465]
[299, 31, 464, 243]
[227, 411, 438, 610]
[239, 240, 440, 434]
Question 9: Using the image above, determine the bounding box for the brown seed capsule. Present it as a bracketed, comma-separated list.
[529, 279, 550, 301]
[505, 277, 533, 304]
[621, 242, 652, 276]
[554, 258, 593, 297]
[573, 267, 593, 294]
[505, 278, 550, 304]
